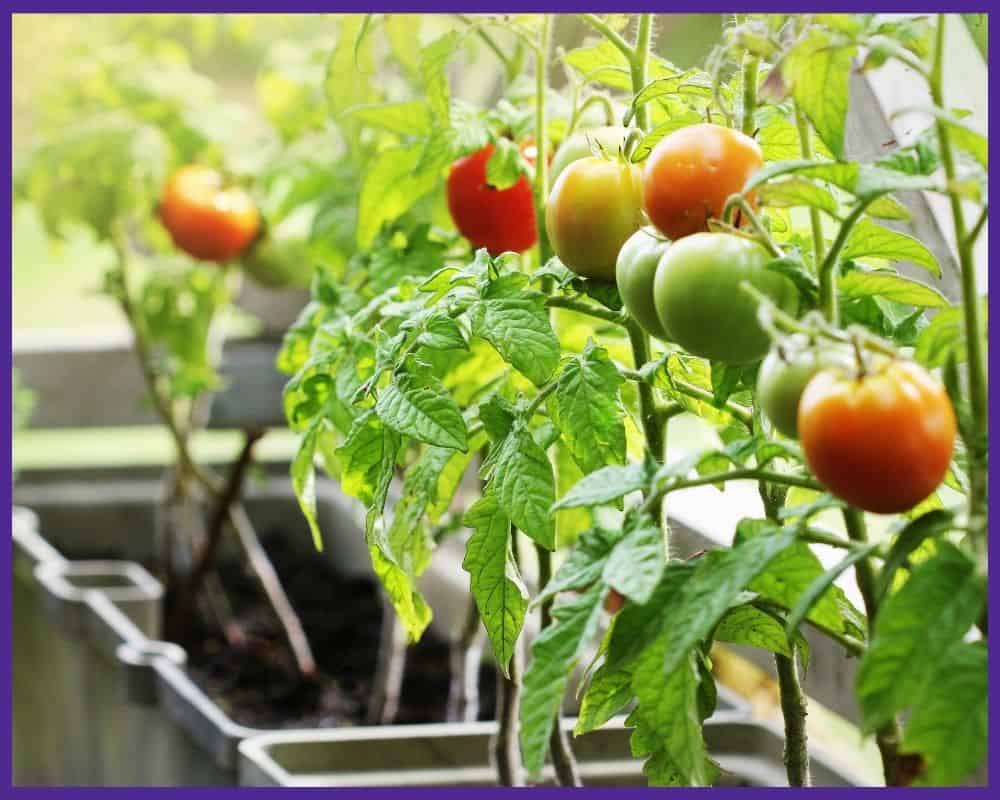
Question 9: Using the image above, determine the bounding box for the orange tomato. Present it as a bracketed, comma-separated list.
[160, 165, 260, 262]
[798, 360, 957, 514]
[642, 123, 763, 241]
[604, 589, 625, 615]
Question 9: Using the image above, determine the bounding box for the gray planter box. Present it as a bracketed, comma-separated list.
[12, 467, 859, 787]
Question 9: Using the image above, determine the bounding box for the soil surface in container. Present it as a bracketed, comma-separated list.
[175, 528, 497, 730]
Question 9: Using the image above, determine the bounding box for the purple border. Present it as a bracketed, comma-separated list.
[4, 5, 994, 797]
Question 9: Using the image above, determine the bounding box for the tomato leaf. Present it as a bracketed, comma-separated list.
[534, 525, 622, 608]
[551, 341, 627, 475]
[469, 290, 560, 387]
[628, 645, 718, 786]
[841, 218, 940, 277]
[856, 542, 985, 734]
[336, 409, 402, 529]
[899, 641, 988, 786]
[838, 269, 948, 307]
[781, 30, 856, 159]
[715, 605, 811, 669]
[552, 461, 650, 511]
[874, 509, 956, 601]
[462, 493, 528, 677]
[520, 583, 606, 776]
[291, 421, 325, 552]
[375, 371, 468, 451]
[485, 422, 556, 550]
[756, 178, 839, 216]
[574, 661, 634, 736]
[356, 143, 440, 248]
[602, 514, 665, 605]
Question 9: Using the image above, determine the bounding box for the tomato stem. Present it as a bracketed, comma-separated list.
[775, 651, 812, 786]
[721, 194, 783, 257]
[930, 13, 988, 554]
[794, 101, 826, 269]
[741, 53, 759, 137]
[631, 15, 653, 132]
[816, 196, 877, 326]
[533, 14, 554, 268]
[843, 507, 903, 785]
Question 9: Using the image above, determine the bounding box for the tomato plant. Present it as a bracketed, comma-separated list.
[546, 156, 644, 281]
[799, 360, 957, 514]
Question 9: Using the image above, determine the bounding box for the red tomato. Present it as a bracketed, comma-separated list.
[447, 144, 537, 255]
[160, 165, 260, 262]
[642, 123, 763, 241]
[798, 360, 957, 514]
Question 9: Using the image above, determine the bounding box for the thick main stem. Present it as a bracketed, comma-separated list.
[844, 508, 901, 785]
[447, 595, 485, 722]
[496, 526, 525, 787]
[775, 651, 811, 786]
[533, 14, 553, 266]
[631, 15, 652, 131]
[931, 13, 988, 554]
[817, 198, 875, 325]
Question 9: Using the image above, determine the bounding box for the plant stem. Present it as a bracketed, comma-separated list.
[626, 320, 665, 466]
[447, 595, 485, 722]
[816, 197, 875, 325]
[843, 507, 901, 786]
[579, 14, 633, 63]
[536, 544, 582, 787]
[722, 194, 783, 257]
[668, 376, 754, 428]
[533, 14, 554, 267]
[931, 13, 988, 554]
[546, 295, 629, 325]
[775, 651, 812, 786]
[794, 102, 826, 268]
[368, 590, 408, 724]
[741, 53, 759, 136]
[631, 15, 652, 131]
[454, 14, 516, 80]
[496, 527, 525, 787]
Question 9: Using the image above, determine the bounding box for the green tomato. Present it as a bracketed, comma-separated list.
[757, 336, 855, 438]
[546, 156, 644, 282]
[652, 233, 798, 364]
[616, 227, 671, 341]
[241, 204, 316, 289]
[550, 126, 636, 187]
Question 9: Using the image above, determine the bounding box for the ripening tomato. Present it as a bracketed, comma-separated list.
[652, 233, 798, 363]
[447, 144, 537, 255]
[549, 126, 636, 187]
[604, 589, 625, 615]
[160, 165, 260, 262]
[616, 227, 671, 341]
[546, 156, 645, 281]
[642, 123, 763, 241]
[798, 360, 957, 514]
[241, 204, 315, 289]
[756, 336, 854, 439]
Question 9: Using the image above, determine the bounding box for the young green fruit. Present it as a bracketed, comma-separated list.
[652, 233, 798, 363]
[756, 336, 854, 438]
[616, 227, 671, 341]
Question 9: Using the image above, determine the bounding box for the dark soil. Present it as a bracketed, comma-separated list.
[175, 528, 497, 730]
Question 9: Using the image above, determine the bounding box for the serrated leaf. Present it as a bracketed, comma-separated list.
[356, 142, 440, 248]
[602, 516, 665, 605]
[462, 494, 528, 676]
[899, 641, 987, 786]
[488, 423, 556, 549]
[785, 543, 880, 639]
[715, 605, 809, 667]
[291, 422, 324, 552]
[628, 644, 716, 786]
[656, 530, 797, 679]
[736, 519, 864, 639]
[336, 410, 402, 526]
[368, 533, 432, 641]
[856, 542, 985, 733]
[551, 341, 626, 475]
[575, 661, 634, 736]
[485, 137, 527, 190]
[552, 461, 649, 510]
[417, 313, 468, 351]
[343, 100, 433, 135]
[782, 30, 856, 159]
[535, 526, 621, 608]
[469, 293, 560, 387]
[757, 178, 839, 216]
[915, 302, 987, 369]
[841, 219, 940, 277]
[520, 584, 606, 776]
[875, 510, 955, 601]
[376, 372, 468, 450]
[865, 193, 911, 221]
[839, 269, 947, 307]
